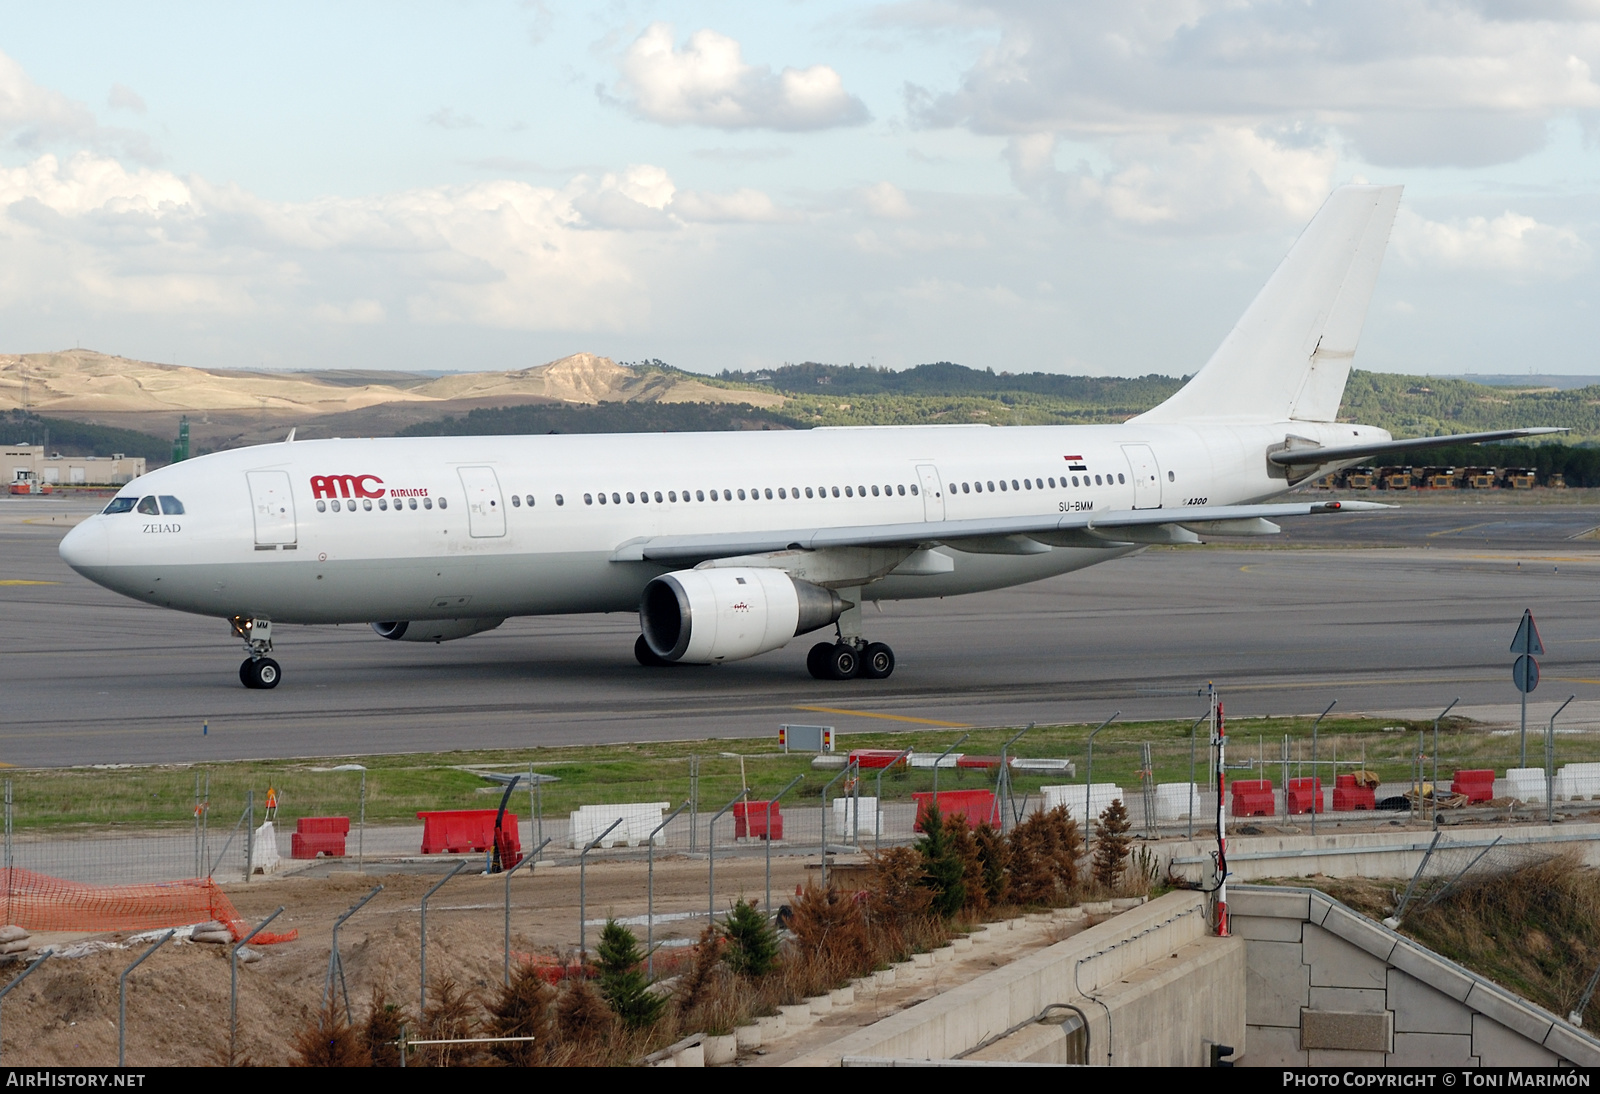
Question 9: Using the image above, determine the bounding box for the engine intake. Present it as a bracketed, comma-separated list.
[371, 618, 505, 643]
[640, 568, 842, 664]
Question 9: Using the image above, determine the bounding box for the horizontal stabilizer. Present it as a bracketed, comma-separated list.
[1268, 427, 1567, 467]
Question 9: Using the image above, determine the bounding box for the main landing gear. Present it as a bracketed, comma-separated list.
[806, 589, 894, 680]
[807, 639, 894, 681]
[231, 615, 282, 690]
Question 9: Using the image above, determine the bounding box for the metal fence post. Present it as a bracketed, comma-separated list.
[504, 839, 549, 986]
[874, 749, 912, 853]
[325, 886, 383, 1023]
[1431, 698, 1459, 824]
[647, 802, 690, 978]
[579, 818, 622, 959]
[819, 761, 856, 887]
[244, 789, 254, 884]
[3, 778, 11, 927]
[765, 775, 805, 914]
[997, 723, 1034, 831]
[357, 769, 367, 873]
[708, 789, 750, 927]
[230, 907, 283, 1066]
[0, 951, 49, 1063]
[688, 754, 699, 851]
[1549, 695, 1576, 825]
[119, 930, 174, 1065]
[931, 733, 971, 815]
[1186, 712, 1207, 841]
[1309, 701, 1337, 835]
[419, 862, 467, 1021]
[1081, 713, 1119, 842]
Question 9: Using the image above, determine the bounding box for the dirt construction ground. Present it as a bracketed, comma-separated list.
[2, 853, 817, 1067]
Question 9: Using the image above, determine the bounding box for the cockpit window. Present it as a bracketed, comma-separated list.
[159, 496, 185, 515]
[102, 497, 137, 515]
[136, 496, 160, 515]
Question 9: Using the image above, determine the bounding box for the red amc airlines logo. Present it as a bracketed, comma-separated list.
[310, 474, 385, 500]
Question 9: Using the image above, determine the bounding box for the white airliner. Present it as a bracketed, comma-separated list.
[58, 185, 1560, 688]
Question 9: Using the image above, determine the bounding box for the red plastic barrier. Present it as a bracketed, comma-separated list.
[417, 810, 519, 854]
[1451, 769, 1495, 804]
[1286, 777, 1324, 815]
[1332, 773, 1377, 811]
[297, 816, 349, 836]
[734, 801, 784, 840]
[848, 750, 910, 770]
[956, 755, 1003, 769]
[1230, 779, 1275, 817]
[911, 790, 998, 830]
[291, 832, 346, 859]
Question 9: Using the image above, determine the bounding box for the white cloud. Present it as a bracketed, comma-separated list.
[0, 51, 100, 146]
[312, 299, 386, 324]
[859, 181, 915, 219]
[1394, 208, 1591, 278]
[106, 84, 146, 115]
[612, 23, 869, 131]
[427, 107, 478, 130]
[670, 187, 792, 223]
[900, 2, 1600, 222]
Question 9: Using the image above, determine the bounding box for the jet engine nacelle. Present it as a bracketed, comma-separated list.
[640, 568, 843, 664]
[371, 618, 505, 643]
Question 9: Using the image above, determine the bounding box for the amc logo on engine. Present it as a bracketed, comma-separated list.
[310, 474, 386, 500]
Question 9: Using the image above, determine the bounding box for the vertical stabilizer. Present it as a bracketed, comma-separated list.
[1134, 185, 1402, 425]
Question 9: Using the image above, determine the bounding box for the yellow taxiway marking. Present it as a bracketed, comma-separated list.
[794, 706, 972, 728]
[0, 580, 59, 586]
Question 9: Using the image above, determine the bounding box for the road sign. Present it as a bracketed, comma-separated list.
[1514, 655, 1540, 694]
[1510, 609, 1545, 656]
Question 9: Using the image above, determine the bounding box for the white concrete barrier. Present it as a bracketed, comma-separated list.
[1042, 783, 1125, 824]
[1506, 768, 1547, 804]
[569, 802, 669, 848]
[833, 797, 883, 837]
[1155, 783, 1202, 821]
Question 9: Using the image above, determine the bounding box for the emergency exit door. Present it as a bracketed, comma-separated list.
[246, 470, 297, 546]
[1122, 444, 1163, 509]
[458, 466, 507, 537]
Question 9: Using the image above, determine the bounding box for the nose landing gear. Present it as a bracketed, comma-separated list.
[230, 615, 282, 690]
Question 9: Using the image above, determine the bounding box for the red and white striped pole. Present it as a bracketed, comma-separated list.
[1214, 689, 1229, 938]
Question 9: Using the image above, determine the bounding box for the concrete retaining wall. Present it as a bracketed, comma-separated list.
[1231, 885, 1600, 1067]
[790, 891, 1245, 1067]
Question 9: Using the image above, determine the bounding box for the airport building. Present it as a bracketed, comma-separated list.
[4, 445, 147, 486]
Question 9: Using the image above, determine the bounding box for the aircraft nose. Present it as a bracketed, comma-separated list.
[59, 517, 108, 571]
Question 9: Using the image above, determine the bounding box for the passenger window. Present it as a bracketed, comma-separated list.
[857, 485, 865, 496]
[1048, 477, 1056, 488]
[778, 488, 786, 499]
[331, 499, 342, 512]
[627, 492, 636, 504]
[897, 485, 905, 496]
[424, 497, 434, 509]
[1036, 478, 1044, 489]
[363, 499, 373, 511]
[527, 495, 535, 506]
[439, 498, 448, 509]
[1118, 474, 1126, 484]
[612, 493, 621, 504]
[697, 490, 705, 501]
[380, 498, 388, 510]
[1168, 471, 1175, 482]
[723, 489, 732, 501]
[316, 500, 327, 512]
[871, 485, 880, 496]
[737, 489, 746, 500]
[1095, 475, 1102, 485]
[102, 497, 137, 514]
[158, 496, 185, 514]
[555, 494, 564, 506]
[910, 484, 918, 495]
[669, 491, 677, 502]
[512, 496, 521, 507]
[409, 497, 418, 510]
[137, 496, 160, 515]
[1000, 480, 1008, 491]
[598, 493, 607, 505]
[1071, 476, 1079, 486]
[584, 494, 593, 505]
[844, 486, 853, 497]
[805, 487, 813, 498]
[831, 486, 840, 498]
[654, 491, 663, 503]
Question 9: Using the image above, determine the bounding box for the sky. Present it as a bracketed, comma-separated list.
[2, 1, 1599, 379]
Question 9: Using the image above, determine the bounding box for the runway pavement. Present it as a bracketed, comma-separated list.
[5, 492, 1600, 767]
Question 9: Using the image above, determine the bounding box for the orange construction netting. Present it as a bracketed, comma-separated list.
[0, 869, 298, 944]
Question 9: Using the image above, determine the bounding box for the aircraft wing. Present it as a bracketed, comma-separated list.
[611, 499, 1392, 565]
[1267, 427, 1566, 467]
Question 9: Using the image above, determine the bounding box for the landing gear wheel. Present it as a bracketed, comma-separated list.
[806, 642, 834, 680]
[635, 634, 671, 667]
[824, 642, 862, 680]
[861, 642, 895, 680]
[241, 657, 281, 689]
